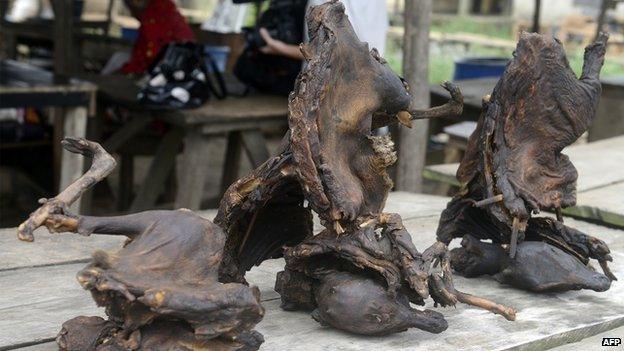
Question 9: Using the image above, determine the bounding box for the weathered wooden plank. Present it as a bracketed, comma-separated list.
[240, 129, 271, 167]
[255, 215, 624, 351]
[1, 199, 441, 349]
[2, 195, 622, 350]
[0, 263, 104, 350]
[220, 131, 244, 195]
[255, 299, 623, 351]
[564, 182, 624, 228]
[422, 172, 624, 228]
[0, 260, 280, 350]
[59, 106, 88, 214]
[424, 136, 624, 193]
[424, 136, 624, 226]
[549, 325, 624, 350]
[0, 229, 124, 272]
[567, 136, 624, 192]
[444, 121, 477, 140]
[102, 116, 153, 153]
[12, 342, 56, 350]
[0, 84, 96, 94]
[23, 322, 622, 351]
[382, 191, 449, 219]
[175, 131, 213, 210]
[5, 214, 624, 351]
[422, 164, 460, 186]
[0, 189, 555, 272]
[163, 94, 288, 125]
[395, 0, 431, 193]
[130, 127, 185, 212]
[51, 0, 75, 76]
[199, 118, 286, 134]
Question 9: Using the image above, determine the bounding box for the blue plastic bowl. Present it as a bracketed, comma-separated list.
[204, 45, 231, 73]
[453, 57, 509, 81]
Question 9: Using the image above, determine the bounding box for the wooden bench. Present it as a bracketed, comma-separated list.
[387, 27, 516, 52]
[0, 60, 97, 213]
[85, 74, 289, 212]
[431, 76, 624, 142]
[424, 136, 624, 227]
[428, 78, 494, 136]
[441, 121, 477, 163]
[1, 192, 623, 350]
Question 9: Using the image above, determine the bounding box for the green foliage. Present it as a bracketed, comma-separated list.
[568, 53, 624, 78]
[385, 18, 624, 83]
[431, 17, 513, 40]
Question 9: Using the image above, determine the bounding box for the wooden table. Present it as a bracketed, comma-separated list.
[1, 192, 622, 350]
[431, 78, 496, 111]
[591, 76, 624, 142]
[85, 74, 289, 211]
[428, 78, 496, 135]
[0, 60, 97, 212]
[424, 136, 624, 227]
[430, 76, 624, 142]
[441, 121, 478, 163]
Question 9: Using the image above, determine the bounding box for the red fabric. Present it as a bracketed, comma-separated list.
[121, 0, 196, 74]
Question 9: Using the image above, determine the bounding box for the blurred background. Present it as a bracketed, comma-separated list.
[1, 0, 623, 228]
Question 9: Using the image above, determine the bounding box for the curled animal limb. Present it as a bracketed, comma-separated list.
[372, 81, 464, 129]
[17, 138, 116, 241]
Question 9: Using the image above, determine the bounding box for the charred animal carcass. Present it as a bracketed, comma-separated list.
[436, 32, 616, 293]
[216, 0, 515, 336]
[18, 138, 265, 351]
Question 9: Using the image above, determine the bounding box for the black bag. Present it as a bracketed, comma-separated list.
[138, 42, 227, 109]
[234, 0, 307, 95]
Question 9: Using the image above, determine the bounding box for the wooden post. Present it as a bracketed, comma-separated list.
[175, 130, 213, 211]
[395, 0, 431, 192]
[105, 0, 115, 36]
[458, 0, 471, 16]
[595, 0, 609, 41]
[394, 0, 400, 18]
[51, 0, 75, 76]
[531, 0, 541, 33]
[59, 106, 88, 213]
[130, 127, 185, 212]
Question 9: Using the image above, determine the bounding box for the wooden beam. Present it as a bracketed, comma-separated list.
[130, 127, 184, 212]
[595, 0, 609, 41]
[458, 0, 471, 16]
[220, 131, 243, 195]
[104, 0, 115, 36]
[51, 0, 76, 76]
[532, 0, 541, 33]
[396, 0, 431, 192]
[240, 129, 270, 167]
[174, 130, 213, 211]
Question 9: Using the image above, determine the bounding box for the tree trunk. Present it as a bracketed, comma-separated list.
[396, 0, 431, 192]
